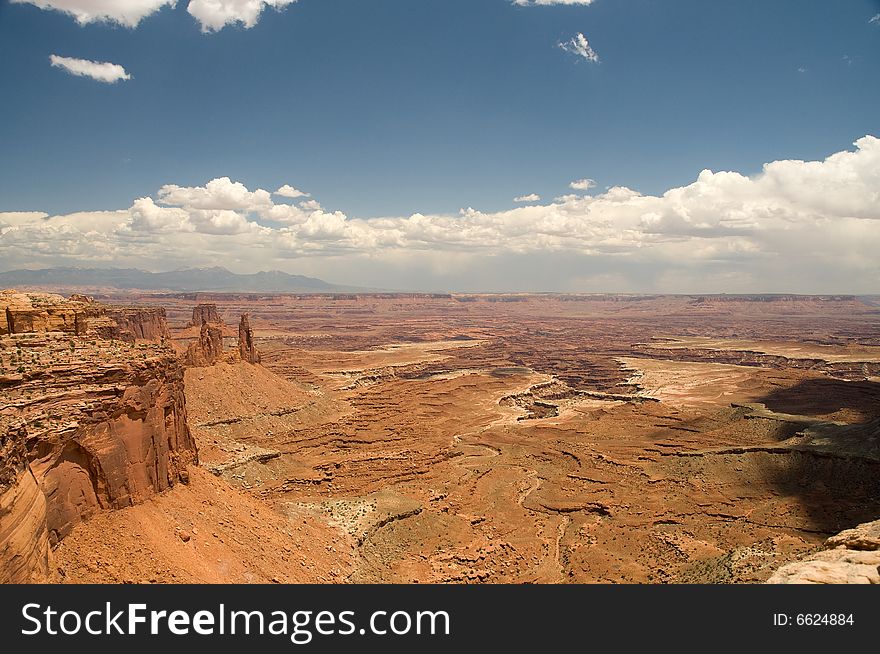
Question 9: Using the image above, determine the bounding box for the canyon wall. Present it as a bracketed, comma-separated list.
[0, 291, 196, 582]
[0, 419, 50, 583]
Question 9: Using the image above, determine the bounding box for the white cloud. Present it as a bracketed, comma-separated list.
[275, 184, 310, 199]
[2, 137, 879, 292]
[870, 14, 879, 25]
[559, 33, 600, 63]
[49, 54, 131, 83]
[15, 0, 600, 37]
[514, 194, 542, 203]
[128, 195, 264, 235]
[298, 199, 323, 212]
[262, 203, 308, 225]
[129, 197, 192, 233]
[187, 209, 261, 235]
[14, 0, 297, 32]
[0, 212, 50, 227]
[186, 0, 296, 32]
[569, 178, 596, 191]
[158, 177, 272, 211]
[12, 1, 175, 27]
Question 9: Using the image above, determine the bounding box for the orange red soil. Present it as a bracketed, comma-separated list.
[51, 294, 880, 583]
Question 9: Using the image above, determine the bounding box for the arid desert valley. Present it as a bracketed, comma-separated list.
[2, 291, 879, 584]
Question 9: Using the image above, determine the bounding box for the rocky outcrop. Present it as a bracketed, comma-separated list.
[185, 320, 224, 367]
[187, 304, 221, 328]
[767, 519, 880, 584]
[1, 290, 81, 336]
[826, 520, 880, 551]
[0, 291, 196, 582]
[0, 419, 50, 583]
[100, 307, 172, 343]
[0, 290, 170, 343]
[238, 313, 260, 364]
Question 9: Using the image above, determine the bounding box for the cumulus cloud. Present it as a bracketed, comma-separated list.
[12, 1, 175, 27]
[298, 199, 323, 212]
[2, 137, 879, 292]
[186, 0, 297, 32]
[157, 176, 272, 211]
[870, 14, 879, 25]
[275, 184, 310, 199]
[559, 33, 600, 63]
[569, 178, 596, 191]
[129, 197, 192, 233]
[14, 0, 297, 32]
[49, 54, 131, 83]
[514, 194, 542, 203]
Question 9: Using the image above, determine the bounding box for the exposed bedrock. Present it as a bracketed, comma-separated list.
[185, 320, 224, 367]
[0, 420, 50, 583]
[238, 313, 260, 364]
[0, 291, 197, 582]
[767, 519, 880, 584]
[0, 290, 170, 343]
[187, 303, 221, 328]
[101, 307, 172, 343]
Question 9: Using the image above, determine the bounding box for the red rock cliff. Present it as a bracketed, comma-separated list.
[0, 291, 196, 582]
[1, 418, 50, 583]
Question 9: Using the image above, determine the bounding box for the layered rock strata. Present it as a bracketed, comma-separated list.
[187, 304, 221, 328]
[1, 290, 170, 343]
[184, 320, 224, 367]
[0, 291, 196, 582]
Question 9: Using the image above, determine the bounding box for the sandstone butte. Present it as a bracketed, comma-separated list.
[187, 303, 221, 329]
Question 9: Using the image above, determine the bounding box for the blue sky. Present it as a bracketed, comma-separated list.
[0, 0, 878, 292]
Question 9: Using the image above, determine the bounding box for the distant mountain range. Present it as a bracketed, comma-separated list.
[0, 267, 362, 293]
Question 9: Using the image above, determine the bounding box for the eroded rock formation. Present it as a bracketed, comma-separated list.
[101, 307, 172, 343]
[767, 519, 880, 584]
[0, 290, 170, 343]
[0, 291, 196, 582]
[187, 303, 221, 328]
[0, 418, 50, 583]
[1, 290, 81, 336]
[238, 313, 260, 364]
[185, 320, 224, 367]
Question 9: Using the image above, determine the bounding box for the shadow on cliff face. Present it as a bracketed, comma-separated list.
[759, 377, 880, 422]
[754, 377, 880, 534]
